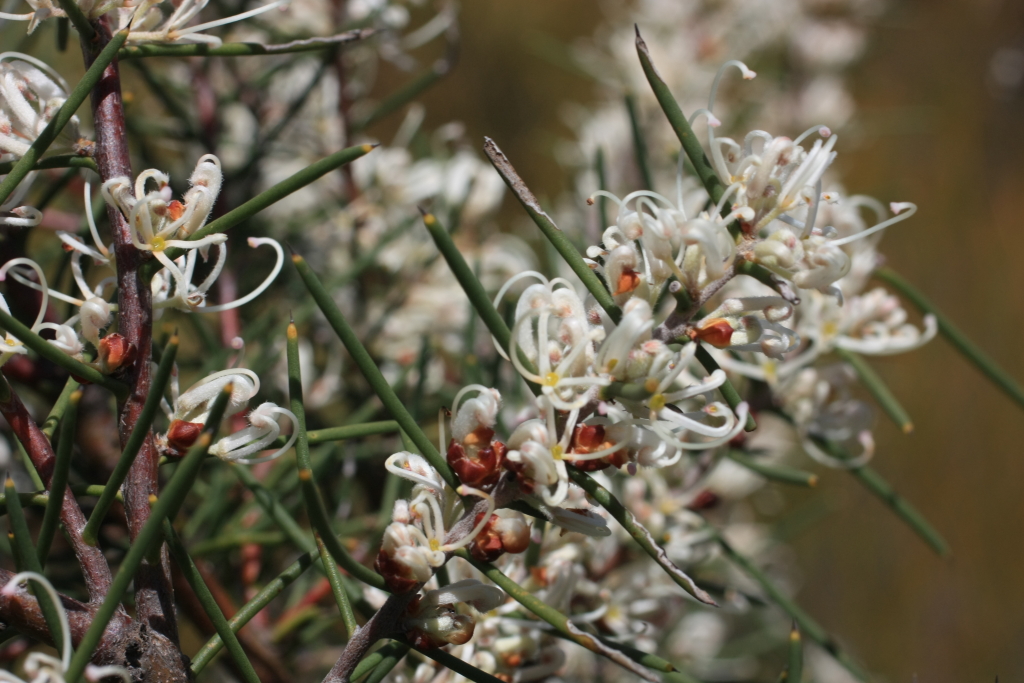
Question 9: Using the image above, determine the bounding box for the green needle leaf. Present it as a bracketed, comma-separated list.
[192, 548, 319, 674]
[833, 347, 914, 434]
[37, 390, 80, 564]
[874, 266, 1024, 412]
[5, 477, 68, 658]
[726, 451, 818, 488]
[695, 344, 757, 432]
[567, 469, 717, 605]
[707, 522, 868, 681]
[811, 437, 949, 557]
[165, 143, 377, 262]
[164, 521, 261, 683]
[291, 256, 457, 488]
[456, 549, 669, 682]
[287, 321, 389, 591]
[483, 137, 623, 324]
[0, 155, 98, 175]
[118, 29, 372, 59]
[788, 623, 803, 683]
[0, 307, 127, 399]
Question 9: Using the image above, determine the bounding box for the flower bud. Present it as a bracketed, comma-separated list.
[163, 420, 204, 456]
[692, 318, 734, 348]
[97, 333, 136, 374]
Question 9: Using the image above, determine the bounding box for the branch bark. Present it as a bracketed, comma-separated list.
[80, 16, 187, 682]
[0, 377, 114, 603]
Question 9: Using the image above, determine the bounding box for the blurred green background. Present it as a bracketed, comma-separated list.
[379, 0, 1024, 680]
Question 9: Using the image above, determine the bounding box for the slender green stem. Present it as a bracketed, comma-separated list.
[0, 155, 98, 175]
[788, 623, 803, 683]
[811, 437, 949, 556]
[268, 420, 398, 449]
[292, 256, 456, 488]
[726, 451, 817, 488]
[524, 520, 544, 568]
[230, 462, 314, 552]
[12, 439, 45, 491]
[874, 266, 1024, 412]
[0, 484, 118, 515]
[164, 521, 261, 683]
[625, 94, 654, 191]
[694, 344, 757, 431]
[708, 523, 868, 681]
[834, 347, 913, 434]
[5, 478, 67, 658]
[0, 308, 127, 399]
[41, 376, 82, 441]
[190, 531, 286, 555]
[83, 333, 179, 545]
[349, 642, 408, 682]
[191, 548, 319, 674]
[595, 146, 610, 231]
[401, 639, 508, 683]
[457, 550, 664, 682]
[422, 210, 513, 353]
[634, 27, 736, 238]
[364, 643, 408, 683]
[0, 30, 125, 206]
[118, 29, 371, 59]
[546, 630, 700, 683]
[483, 137, 623, 324]
[287, 322, 388, 590]
[54, 0, 95, 41]
[164, 143, 376, 262]
[37, 390, 79, 564]
[567, 469, 715, 605]
[315, 532, 359, 638]
[352, 60, 450, 132]
[65, 385, 231, 683]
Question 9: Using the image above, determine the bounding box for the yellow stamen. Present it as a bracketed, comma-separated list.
[542, 372, 559, 387]
[649, 394, 666, 411]
[429, 539, 441, 552]
[551, 445, 563, 460]
[643, 377, 659, 393]
[606, 359, 617, 371]
[149, 236, 166, 252]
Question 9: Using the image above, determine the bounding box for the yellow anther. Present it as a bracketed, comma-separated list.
[606, 359, 618, 371]
[649, 394, 666, 411]
[542, 372, 560, 387]
[429, 539, 441, 552]
[551, 445, 564, 460]
[149, 236, 167, 252]
[822, 321, 838, 338]
[643, 377, 660, 393]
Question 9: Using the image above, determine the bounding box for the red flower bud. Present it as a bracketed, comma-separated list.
[692, 318, 734, 348]
[165, 420, 204, 456]
[98, 333, 137, 375]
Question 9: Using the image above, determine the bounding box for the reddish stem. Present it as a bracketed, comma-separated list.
[80, 18, 178, 645]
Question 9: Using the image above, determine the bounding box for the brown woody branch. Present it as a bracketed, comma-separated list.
[81, 14, 186, 678]
[0, 566, 132, 665]
[0, 376, 114, 603]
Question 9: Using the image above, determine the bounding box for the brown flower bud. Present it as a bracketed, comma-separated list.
[165, 420, 204, 456]
[692, 318, 734, 348]
[97, 333, 137, 375]
[447, 428, 506, 488]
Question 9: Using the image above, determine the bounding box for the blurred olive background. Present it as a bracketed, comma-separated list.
[5, 0, 1021, 678]
[374, 0, 1024, 680]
